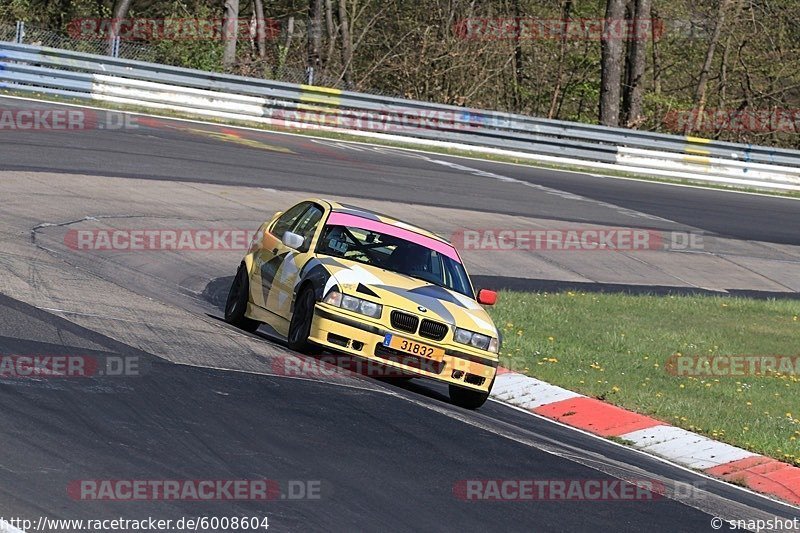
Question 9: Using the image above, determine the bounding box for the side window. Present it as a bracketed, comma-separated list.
[292, 205, 324, 251]
[271, 202, 309, 238]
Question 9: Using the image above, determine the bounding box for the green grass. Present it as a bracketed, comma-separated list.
[488, 291, 800, 465]
[2, 88, 799, 199]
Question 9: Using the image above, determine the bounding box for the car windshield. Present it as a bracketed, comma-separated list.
[316, 219, 473, 298]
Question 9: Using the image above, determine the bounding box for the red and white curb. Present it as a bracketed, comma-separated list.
[491, 369, 800, 507]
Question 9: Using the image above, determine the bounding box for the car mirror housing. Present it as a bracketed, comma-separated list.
[282, 231, 305, 250]
[477, 289, 497, 306]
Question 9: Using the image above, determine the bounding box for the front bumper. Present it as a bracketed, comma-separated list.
[308, 303, 497, 392]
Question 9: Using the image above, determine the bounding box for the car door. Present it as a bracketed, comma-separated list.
[272, 204, 325, 320]
[262, 202, 325, 320]
[254, 202, 310, 313]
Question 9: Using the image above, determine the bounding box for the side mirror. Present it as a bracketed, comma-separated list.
[477, 289, 497, 306]
[282, 231, 305, 250]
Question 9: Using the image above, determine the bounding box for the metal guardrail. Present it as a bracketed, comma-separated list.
[1, 41, 799, 191]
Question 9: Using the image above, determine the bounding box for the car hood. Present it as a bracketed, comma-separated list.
[312, 256, 497, 336]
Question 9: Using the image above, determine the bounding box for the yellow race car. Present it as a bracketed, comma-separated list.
[224, 199, 500, 408]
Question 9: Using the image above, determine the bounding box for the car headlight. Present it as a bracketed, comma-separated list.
[454, 327, 499, 353]
[323, 290, 382, 319]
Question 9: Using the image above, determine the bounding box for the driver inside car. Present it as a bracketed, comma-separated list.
[388, 244, 430, 279]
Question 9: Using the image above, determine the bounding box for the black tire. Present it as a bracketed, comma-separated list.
[287, 287, 322, 355]
[224, 263, 260, 333]
[449, 379, 494, 409]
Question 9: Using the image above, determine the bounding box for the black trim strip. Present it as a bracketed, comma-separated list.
[444, 349, 500, 368]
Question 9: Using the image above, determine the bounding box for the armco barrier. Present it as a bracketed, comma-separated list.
[1, 41, 799, 191]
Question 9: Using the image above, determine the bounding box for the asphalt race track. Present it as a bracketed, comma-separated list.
[1, 96, 799, 532]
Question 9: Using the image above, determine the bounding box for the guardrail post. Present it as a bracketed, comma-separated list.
[15, 21, 25, 43]
[110, 36, 121, 58]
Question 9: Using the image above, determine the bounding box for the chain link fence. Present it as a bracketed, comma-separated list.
[0, 21, 348, 90]
[1, 22, 161, 63]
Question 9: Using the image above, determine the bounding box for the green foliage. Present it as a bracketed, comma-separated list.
[490, 291, 800, 464]
[5, 0, 800, 148]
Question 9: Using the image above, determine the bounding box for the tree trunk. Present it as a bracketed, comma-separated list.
[651, 8, 662, 122]
[253, 0, 267, 58]
[512, 0, 524, 111]
[719, 0, 744, 105]
[688, 0, 733, 134]
[622, 0, 651, 127]
[222, 0, 240, 69]
[285, 16, 295, 52]
[338, 0, 353, 89]
[108, 0, 134, 56]
[324, 0, 337, 65]
[599, 0, 626, 126]
[307, 0, 323, 82]
[548, 0, 573, 118]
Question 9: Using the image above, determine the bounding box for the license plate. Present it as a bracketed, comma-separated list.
[383, 334, 444, 362]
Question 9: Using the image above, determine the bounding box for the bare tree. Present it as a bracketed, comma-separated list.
[718, 0, 744, 107]
[622, 0, 651, 127]
[108, 0, 134, 56]
[338, 0, 353, 88]
[512, 0, 524, 110]
[222, 0, 240, 69]
[688, 0, 733, 133]
[650, 7, 663, 121]
[253, 0, 267, 58]
[324, 0, 337, 65]
[599, 0, 626, 126]
[548, 0, 573, 118]
[307, 0, 323, 82]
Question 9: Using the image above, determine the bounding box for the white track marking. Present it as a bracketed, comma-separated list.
[2, 94, 796, 202]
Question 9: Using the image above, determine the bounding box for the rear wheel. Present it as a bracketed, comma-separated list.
[224, 263, 260, 333]
[287, 287, 322, 354]
[449, 379, 493, 409]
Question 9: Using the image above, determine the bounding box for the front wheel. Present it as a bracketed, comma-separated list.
[224, 263, 260, 333]
[449, 380, 493, 409]
[287, 287, 322, 355]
